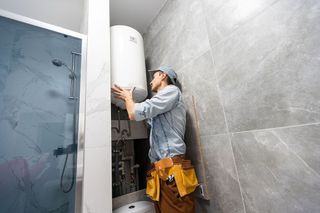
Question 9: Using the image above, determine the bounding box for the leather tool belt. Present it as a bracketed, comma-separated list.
[146, 155, 198, 201]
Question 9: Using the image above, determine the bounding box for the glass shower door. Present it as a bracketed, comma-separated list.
[0, 16, 82, 213]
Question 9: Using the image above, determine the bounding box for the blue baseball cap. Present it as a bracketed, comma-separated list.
[148, 65, 177, 85]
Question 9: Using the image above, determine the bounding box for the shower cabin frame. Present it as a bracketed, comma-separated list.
[0, 9, 87, 213]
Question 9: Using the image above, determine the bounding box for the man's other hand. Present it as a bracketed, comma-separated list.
[111, 84, 134, 101]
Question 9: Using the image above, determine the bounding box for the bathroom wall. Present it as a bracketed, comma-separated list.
[81, 0, 112, 212]
[143, 0, 320, 212]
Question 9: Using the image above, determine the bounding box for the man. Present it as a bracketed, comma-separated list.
[111, 66, 198, 213]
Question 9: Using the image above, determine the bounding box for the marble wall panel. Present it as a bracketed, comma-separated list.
[82, 0, 112, 212]
[231, 129, 320, 213]
[272, 124, 320, 175]
[178, 51, 227, 136]
[212, 0, 320, 132]
[144, 0, 210, 71]
[196, 134, 245, 213]
[202, 0, 280, 46]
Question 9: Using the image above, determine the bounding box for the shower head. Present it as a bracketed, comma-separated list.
[51, 59, 76, 79]
[52, 59, 65, 67]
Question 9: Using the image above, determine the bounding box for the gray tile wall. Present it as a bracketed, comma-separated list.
[143, 0, 320, 212]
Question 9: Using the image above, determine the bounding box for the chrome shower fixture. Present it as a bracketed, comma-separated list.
[51, 59, 64, 67]
[51, 59, 76, 79]
[51, 51, 80, 100]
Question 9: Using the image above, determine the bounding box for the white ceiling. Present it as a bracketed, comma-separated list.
[0, 0, 166, 34]
[110, 0, 167, 34]
[0, 0, 84, 32]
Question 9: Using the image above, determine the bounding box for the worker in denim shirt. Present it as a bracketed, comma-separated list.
[112, 66, 197, 213]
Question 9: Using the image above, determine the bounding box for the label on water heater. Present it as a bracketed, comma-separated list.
[129, 36, 137, 44]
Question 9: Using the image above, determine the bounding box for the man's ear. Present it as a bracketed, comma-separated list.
[160, 73, 167, 81]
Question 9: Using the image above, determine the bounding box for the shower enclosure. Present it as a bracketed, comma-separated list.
[0, 11, 86, 213]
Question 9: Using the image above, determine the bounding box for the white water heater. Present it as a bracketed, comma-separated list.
[111, 25, 148, 109]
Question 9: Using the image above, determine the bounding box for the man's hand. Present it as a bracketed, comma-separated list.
[111, 84, 136, 120]
[111, 84, 134, 101]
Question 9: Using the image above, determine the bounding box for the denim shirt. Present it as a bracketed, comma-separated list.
[134, 85, 186, 163]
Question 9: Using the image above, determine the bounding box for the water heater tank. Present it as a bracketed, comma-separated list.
[111, 25, 148, 109]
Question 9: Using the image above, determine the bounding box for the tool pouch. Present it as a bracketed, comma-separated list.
[146, 169, 160, 201]
[146, 158, 198, 201]
[170, 160, 198, 197]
